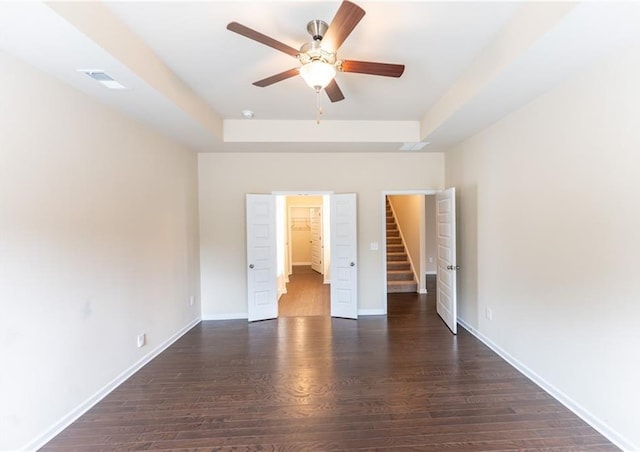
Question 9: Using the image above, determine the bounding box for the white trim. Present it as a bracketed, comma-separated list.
[418, 289, 427, 294]
[202, 313, 248, 320]
[457, 318, 633, 452]
[381, 195, 388, 313]
[358, 309, 386, 316]
[292, 261, 312, 265]
[426, 270, 437, 275]
[24, 317, 202, 452]
[384, 189, 439, 196]
[272, 190, 334, 195]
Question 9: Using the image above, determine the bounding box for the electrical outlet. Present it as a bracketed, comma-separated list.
[189, 295, 195, 306]
[137, 333, 146, 348]
[485, 308, 493, 321]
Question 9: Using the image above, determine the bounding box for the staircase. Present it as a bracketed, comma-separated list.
[386, 199, 417, 293]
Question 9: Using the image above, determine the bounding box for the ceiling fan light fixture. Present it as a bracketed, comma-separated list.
[299, 60, 336, 90]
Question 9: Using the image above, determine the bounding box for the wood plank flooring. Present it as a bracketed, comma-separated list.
[278, 265, 330, 317]
[42, 291, 616, 451]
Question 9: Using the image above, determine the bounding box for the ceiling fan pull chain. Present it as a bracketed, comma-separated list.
[316, 88, 323, 125]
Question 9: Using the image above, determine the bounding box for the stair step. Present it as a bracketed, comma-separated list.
[387, 237, 402, 244]
[387, 280, 418, 293]
[387, 261, 410, 270]
[387, 244, 404, 253]
[387, 252, 407, 261]
[387, 270, 414, 281]
[387, 230, 399, 237]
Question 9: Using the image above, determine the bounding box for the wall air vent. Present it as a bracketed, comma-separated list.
[78, 70, 127, 90]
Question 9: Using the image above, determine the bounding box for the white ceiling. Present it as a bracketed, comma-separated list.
[1, 1, 640, 153]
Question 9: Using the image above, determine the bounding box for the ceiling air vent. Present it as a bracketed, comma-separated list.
[79, 70, 127, 90]
[399, 142, 430, 151]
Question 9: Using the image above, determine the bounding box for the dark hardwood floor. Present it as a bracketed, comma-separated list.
[42, 290, 616, 451]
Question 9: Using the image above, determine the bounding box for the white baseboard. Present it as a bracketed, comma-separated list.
[358, 309, 386, 316]
[24, 316, 202, 452]
[292, 261, 311, 266]
[457, 318, 634, 451]
[202, 313, 248, 320]
[425, 270, 437, 275]
[418, 288, 427, 294]
[203, 311, 387, 319]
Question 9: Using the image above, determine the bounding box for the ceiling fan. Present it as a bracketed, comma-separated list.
[227, 0, 405, 104]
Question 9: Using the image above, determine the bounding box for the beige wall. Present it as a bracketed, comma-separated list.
[287, 196, 323, 206]
[424, 195, 437, 274]
[445, 43, 640, 449]
[290, 207, 312, 264]
[0, 52, 201, 450]
[199, 152, 444, 317]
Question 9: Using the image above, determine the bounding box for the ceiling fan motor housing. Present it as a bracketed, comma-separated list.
[299, 40, 336, 65]
[307, 20, 328, 41]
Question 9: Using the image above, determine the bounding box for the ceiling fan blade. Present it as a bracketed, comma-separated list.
[227, 22, 299, 57]
[325, 79, 345, 103]
[340, 60, 405, 78]
[322, 1, 366, 52]
[253, 68, 300, 87]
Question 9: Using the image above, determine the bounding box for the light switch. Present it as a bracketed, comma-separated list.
[370, 242, 379, 251]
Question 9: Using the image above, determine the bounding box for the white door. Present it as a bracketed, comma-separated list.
[436, 188, 457, 334]
[246, 194, 278, 322]
[310, 206, 323, 273]
[330, 194, 358, 319]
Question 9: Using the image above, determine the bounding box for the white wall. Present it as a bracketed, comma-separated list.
[445, 43, 640, 449]
[199, 152, 444, 318]
[0, 52, 201, 450]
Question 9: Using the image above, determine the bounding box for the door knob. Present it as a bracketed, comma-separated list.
[249, 264, 254, 269]
[350, 262, 355, 267]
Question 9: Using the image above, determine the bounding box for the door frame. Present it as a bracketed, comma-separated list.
[381, 189, 438, 314]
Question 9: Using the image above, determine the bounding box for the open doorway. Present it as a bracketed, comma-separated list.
[382, 191, 438, 313]
[248, 192, 357, 321]
[278, 195, 330, 317]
